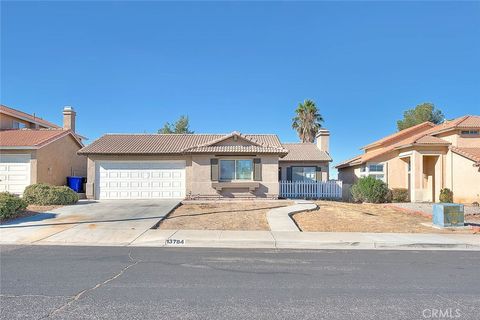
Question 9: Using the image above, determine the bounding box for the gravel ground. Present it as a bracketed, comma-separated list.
[390, 202, 480, 215]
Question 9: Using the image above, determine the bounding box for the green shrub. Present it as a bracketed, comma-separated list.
[23, 183, 79, 205]
[351, 176, 390, 203]
[439, 188, 453, 203]
[391, 188, 409, 202]
[0, 192, 28, 220]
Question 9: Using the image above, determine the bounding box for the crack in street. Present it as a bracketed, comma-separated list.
[38, 249, 141, 319]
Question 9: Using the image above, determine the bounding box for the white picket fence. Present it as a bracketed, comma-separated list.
[279, 180, 343, 199]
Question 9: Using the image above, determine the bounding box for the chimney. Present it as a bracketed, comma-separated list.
[316, 128, 330, 153]
[63, 106, 76, 132]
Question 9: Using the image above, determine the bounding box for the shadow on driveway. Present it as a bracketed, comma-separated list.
[0, 215, 168, 229]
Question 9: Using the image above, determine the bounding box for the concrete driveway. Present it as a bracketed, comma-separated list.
[0, 200, 180, 246]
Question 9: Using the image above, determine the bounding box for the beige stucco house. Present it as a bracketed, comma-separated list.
[78, 130, 332, 200]
[0, 105, 87, 194]
[336, 116, 480, 204]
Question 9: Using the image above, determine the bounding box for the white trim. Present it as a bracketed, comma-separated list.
[0, 146, 38, 150]
[399, 151, 413, 158]
[359, 162, 386, 182]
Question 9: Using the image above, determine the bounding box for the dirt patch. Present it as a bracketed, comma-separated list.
[1, 205, 62, 224]
[158, 201, 292, 231]
[293, 201, 479, 234]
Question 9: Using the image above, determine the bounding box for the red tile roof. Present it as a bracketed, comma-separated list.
[281, 143, 332, 161]
[0, 105, 60, 129]
[0, 129, 81, 148]
[451, 147, 480, 166]
[335, 116, 480, 169]
[78, 133, 288, 155]
[361, 122, 435, 150]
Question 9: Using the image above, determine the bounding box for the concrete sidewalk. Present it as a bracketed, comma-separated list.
[124, 230, 480, 250]
[266, 200, 317, 231]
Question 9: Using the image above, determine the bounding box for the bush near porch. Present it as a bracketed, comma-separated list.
[351, 176, 390, 203]
[391, 188, 409, 202]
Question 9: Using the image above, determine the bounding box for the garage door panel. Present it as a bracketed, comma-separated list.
[0, 154, 31, 195]
[96, 161, 186, 200]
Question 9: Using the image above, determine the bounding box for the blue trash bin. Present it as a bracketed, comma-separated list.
[67, 176, 85, 193]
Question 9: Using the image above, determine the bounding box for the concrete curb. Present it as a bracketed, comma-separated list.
[127, 230, 480, 251]
[266, 200, 318, 232]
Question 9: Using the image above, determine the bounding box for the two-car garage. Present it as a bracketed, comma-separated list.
[95, 161, 186, 200]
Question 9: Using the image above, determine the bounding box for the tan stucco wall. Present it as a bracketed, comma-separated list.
[278, 161, 330, 181]
[445, 150, 480, 203]
[85, 154, 280, 199]
[436, 130, 480, 148]
[36, 135, 86, 186]
[338, 165, 361, 185]
[337, 146, 457, 202]
[0, 113, 39, 129]
[190, 155, 279, 198]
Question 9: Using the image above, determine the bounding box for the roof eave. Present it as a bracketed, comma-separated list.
[394, 142, 451, 150]
[0, 146, 38, 150]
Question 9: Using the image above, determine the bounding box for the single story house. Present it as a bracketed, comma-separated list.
[78, 129, 332, 200]
[336, 115, 480, 203]
[0, 105, 87, 194]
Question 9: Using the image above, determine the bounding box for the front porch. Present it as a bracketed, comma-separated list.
[399, 150, 445, 203]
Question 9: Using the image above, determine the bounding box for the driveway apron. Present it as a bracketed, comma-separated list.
[0, 200, 180, 245]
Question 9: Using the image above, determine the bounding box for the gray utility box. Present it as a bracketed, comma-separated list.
[432, 203, 464, 227]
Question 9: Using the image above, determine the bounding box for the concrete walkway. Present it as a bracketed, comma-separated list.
[128, 229, 479, 250]
[0, 200, 180, 246]
[266, 200, 317, 231]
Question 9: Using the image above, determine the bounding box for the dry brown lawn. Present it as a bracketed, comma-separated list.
[293, 201, 478, 234]
[159, 201, 292, 231]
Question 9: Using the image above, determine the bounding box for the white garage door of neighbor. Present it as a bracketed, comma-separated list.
[0, 154, 31, 194]
[96, 161, 186, 200]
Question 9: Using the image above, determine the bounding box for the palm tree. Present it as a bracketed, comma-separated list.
[292, 99, 324, 142]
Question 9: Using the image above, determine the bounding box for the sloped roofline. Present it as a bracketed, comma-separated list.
[360, 122, 435, 150]
[0, 129, 84, 149]
[181, 131, 262, 152]
[0, 104, 61, 129]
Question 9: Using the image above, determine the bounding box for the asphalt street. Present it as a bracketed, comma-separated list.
[1, 245, 479, 319]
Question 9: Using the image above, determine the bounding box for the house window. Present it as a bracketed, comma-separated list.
[220, 160, 253, 181]
[360, 162, 385, 182]
[12, 121, 26, 129]
[368, 164, 384, 172]
[292, 167, 316, 181]
[461, 130, 479, 136]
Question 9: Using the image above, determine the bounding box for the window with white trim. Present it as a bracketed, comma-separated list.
[292, 167, 316, 181]
[219, 159, 253, 181]
[360, 162, 385, 182]
[461, 130, 479, 136]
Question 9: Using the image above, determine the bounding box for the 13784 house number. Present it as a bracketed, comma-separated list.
[165, 239, 185, 245]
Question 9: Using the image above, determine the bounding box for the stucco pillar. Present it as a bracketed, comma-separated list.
[410, 151, 423, 202]
[85, 158, 96, 199]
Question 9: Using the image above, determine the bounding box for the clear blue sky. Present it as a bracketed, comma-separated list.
[2, 1, 479, 178]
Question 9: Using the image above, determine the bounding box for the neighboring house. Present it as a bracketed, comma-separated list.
[336, 115, 480, 203]
[78, 130, 331, 200]
[0, 105, 87, 194]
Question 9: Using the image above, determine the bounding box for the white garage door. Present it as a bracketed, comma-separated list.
[0, 154, 31, 194]
[96, 161, 186, 200]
